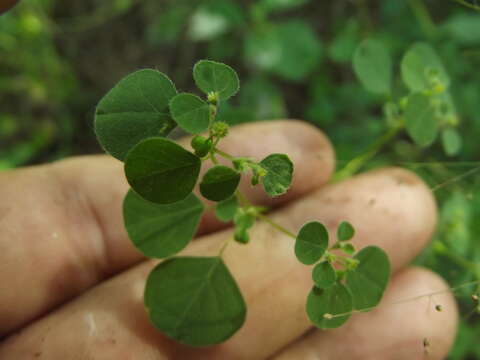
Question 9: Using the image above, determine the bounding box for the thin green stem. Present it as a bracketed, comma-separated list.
[256, 213, 296, 239]
[407, 0, 437, 39]
[451, 0, 480, 11]
[214, 148, 236, 161]
[334, 124, 403, 182]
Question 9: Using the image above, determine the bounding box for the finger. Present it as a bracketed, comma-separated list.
[0, 120, 334, 336]
[0, 167, 436, 359]
[271, 267, 458, 360]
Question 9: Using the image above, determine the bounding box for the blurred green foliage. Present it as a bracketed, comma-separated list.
[1, 0, 480, 357]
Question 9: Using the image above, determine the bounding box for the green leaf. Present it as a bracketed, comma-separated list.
[188, 0, 245, 41]
[233, 208, 255, 244]
[215, 196, 239, 222]
[337, 221, 355, 241]
[346, 246, 390, 311]
[193, 60, 239, 101]
[169, 93, 210, 134]
[145, 257, 246, 346]
[295, 221, 329, 265]
[353, 39, 392, 95]
[260, 153, 293, 197]
[123, 190, 204, 258]
[124, 138, 201, 204]
[442, 128, 462, 156]
[244, 20, 322, 81]
[200, 165, 241, 202]
[95, 69, 177, 161]
[445, 13, 480, 45]
[341, 243, 355, 255]
[405, 93, 439, 147]
[306, 283, 353, 329]
[401, 43, 450, 92]
[312, 261, 336, 288]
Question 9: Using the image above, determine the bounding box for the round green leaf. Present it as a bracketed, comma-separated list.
[244, 20, 322, 81]
[306, 283, 353, 329]
[312, 261, 336, 288]
[337, 221, 355, 241]
[401, 42, 450, 92]
[260, 153, 293, 197]
[353, 39, 392, 95]
[123, 190, 204, 258]
[125, 137, 201, 204]
[405, 93, 439, 147]
[200, 165, 241, 202]
[442, 128, 462, 156]
[295, 221, 329, 265]
[145, 257, 246, 346]
[346, 246, 391, 311]
[95, 69, 177, 161]
[193, 60, 239, 100]
[215, 195, 239, 222]
[169, 93, 210, 134]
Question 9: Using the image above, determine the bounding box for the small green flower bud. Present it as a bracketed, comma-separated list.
[191, 135, 212, 157]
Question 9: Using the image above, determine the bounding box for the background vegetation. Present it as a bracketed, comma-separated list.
[1, 0, 479, 358]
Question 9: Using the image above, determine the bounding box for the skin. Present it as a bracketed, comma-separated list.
[0, 120, 457, 359]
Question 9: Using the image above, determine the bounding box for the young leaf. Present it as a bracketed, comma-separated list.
[295, 221, 329, 265]
[401, 43, 450, 92]
[245, 20, 322, 81]
[337, 221, 355, 241]
[405, 93, 439, 147]
[145, 257, 246, 346]
[306, 283, 353, 329]
[200, 165, 241, 202]
[346, 246, 390, 311]
[123, 190, 204, 258]
[312, 261, 336, 288]
[353, 39, 392, 95]
[260, 153, 293, 197]
[124, 138, 201, 204]
[233, 208, 255, 244]
[215, 196, 239, 222]
[442, 128, 462, 156]
[193, 60, 239, 101]
[169, 93, 210, 134]
[95, 69, 177, 161]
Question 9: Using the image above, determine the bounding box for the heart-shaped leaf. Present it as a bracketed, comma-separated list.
[170, 93, 210, 134]
[200, 165, 241, 201]
[124, 137, 201, 204]
[193, 60, 239, 100]
[295, 221, 329, 265]
[145, 257, 246, 346]
[260, 153, 293, 197]
[123, 190, 204, 258]
[306, 283, 353, 329]
[312, 261, 336, 288]
[346, 246, 390, 311]
[95, 69, 177, 161]
[405, 93, 439, 147]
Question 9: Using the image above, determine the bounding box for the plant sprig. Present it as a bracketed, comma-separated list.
[94, 59, 391, 347]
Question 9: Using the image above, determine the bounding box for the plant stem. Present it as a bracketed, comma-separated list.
[451, 0, 480, 11]
[215, 148, 236, 161]
[407, 0, 437, 39]
[334, 124, 403, 182]
[256, 213, 296, 239]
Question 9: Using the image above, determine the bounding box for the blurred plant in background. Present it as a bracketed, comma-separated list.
[1, 0, 480, 358]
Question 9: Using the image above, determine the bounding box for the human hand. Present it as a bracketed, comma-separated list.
[0, 120, 457, 359]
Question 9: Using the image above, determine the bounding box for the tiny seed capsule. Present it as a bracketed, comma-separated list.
[472, 294, 479, 302]
[323, 313, 333, 320]
[435, 304, 442, 312]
